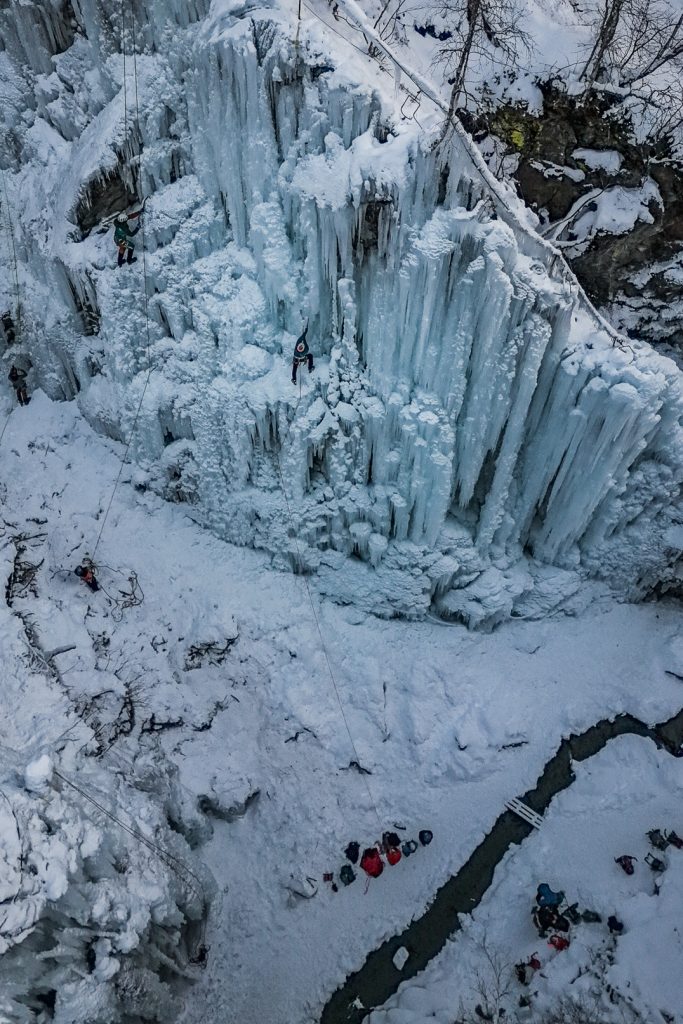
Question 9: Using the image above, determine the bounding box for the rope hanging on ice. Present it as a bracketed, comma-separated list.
[272, 374, 385, 833]
[1, 166, 26, 444]
[91, 0, 154, 564]
[121, 0, 128, 140]
[0, 167, 21, 350]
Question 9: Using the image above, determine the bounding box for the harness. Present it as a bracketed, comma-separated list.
[293, 340, 309, 364]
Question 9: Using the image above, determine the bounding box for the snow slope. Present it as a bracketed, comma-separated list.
[1, 0, 682, 623]
[1, 391, 682, 1022]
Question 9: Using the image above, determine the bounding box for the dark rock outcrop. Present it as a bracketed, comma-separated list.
[462, 84, 683, 357]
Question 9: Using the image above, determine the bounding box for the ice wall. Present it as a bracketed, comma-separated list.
[1, 0, 682, 624]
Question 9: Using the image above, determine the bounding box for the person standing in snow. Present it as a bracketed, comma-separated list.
[7, 364, 29, 406]
[291, 323, 314, 384]
[114, 209, 142, 267]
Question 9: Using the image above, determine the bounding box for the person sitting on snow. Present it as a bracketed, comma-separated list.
[515, 952, 541, 985]
[291, 323, 314, 384]
[75, 562, 100, 592]
[535, 883, 564, 909]
[532, 904, 569, 937]
[114, 209, 142, 267]
[7, 364, 29, 406]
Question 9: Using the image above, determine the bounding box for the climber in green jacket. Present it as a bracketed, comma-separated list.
[114, 209, 142, 267]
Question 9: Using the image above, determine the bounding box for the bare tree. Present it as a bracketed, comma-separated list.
[581, 0, 627, 87]
[451, 942, 515, 1024]
[625, 78, 683, 157]
[435, 0, 531, 121]
[581, 0, 683, 89]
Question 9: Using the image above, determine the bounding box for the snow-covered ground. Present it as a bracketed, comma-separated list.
[1, 392, 682, 1022]
[368, 737, 683, 1024]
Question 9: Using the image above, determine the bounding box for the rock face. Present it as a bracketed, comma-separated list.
[466, 85, 683, 359]
[1, 1, 682, 625]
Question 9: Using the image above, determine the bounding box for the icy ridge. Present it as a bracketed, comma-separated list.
[1, 0, 682, 623]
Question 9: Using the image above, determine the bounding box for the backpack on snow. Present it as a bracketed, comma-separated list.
[340, 864, 356, 886]
[345, 841, 360, 864]
[647, 829, 668, 851]
[360, 848, 383, 878]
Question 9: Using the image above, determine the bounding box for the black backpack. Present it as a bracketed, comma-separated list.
[345, 841, 360, 864]
[340, 864, 356, 886]
[419, 829, 433, 846]
[383, 831, 400, 849]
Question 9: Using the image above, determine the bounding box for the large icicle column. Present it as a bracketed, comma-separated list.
[0, 0, 681, 625]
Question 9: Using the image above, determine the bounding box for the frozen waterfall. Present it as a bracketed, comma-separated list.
[1, 0, 682, 624]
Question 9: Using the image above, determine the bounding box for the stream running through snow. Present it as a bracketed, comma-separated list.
[320, 707, 683, 1024]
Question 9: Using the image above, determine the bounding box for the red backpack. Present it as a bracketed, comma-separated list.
[386, 847, 401, 866]
[360, 848, 384, 878]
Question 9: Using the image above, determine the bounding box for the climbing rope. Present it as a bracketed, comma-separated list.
[295, 0, 303, 49]
[0, 408, 13, 447]
[80, 559, 144, 620]
[0, 166, 24, 446]
[121, 0, 128, 140]
[273, 389, 385, 834]
[91, 0, 153, 563]
[0, 166, 21, 346]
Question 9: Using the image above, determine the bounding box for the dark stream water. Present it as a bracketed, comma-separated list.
[320, 708, 683, 1024]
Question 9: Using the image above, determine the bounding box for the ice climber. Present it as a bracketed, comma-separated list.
[7, 364, 29, 406]
[114, 210, 142, 267]
[74, 562, 100, 592]
[291, 323, 314, 384]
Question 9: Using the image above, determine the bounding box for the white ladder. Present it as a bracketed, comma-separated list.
[506, 797, 543, 829]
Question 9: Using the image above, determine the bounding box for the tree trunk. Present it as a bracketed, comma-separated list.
[441, 0, 481, 141]
[582, 0, 624, 87]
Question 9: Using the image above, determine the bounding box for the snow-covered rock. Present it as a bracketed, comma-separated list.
[24, 753, 52, 791]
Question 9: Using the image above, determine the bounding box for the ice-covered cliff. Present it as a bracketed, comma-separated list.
[1, 0, 682, 624]
[0, 534, 212, 1022]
